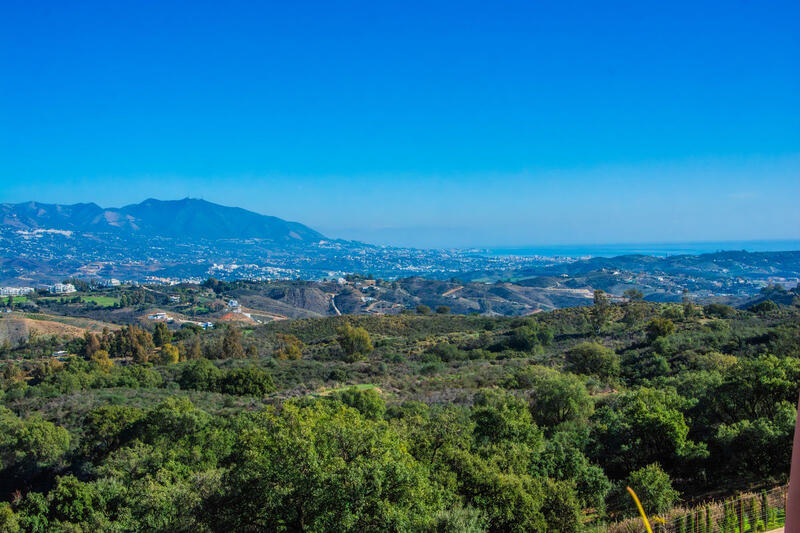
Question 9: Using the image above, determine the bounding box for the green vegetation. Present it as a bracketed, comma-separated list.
[0, 297, 798, 531]
[79, 295, 120, 307]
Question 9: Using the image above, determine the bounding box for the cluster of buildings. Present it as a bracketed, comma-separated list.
[227, 299, 255, 320]
[0, 286, 35, 296]
[147, 311, 214, 330]
[147, 312, 174, 322]
[49, 283, 77, 294]
[188, 321, 215, 330]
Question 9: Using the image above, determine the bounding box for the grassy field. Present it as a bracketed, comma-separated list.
[37, 294, 120, 307]
[2, 296, 30, 304]
[80, 295, 120, 307]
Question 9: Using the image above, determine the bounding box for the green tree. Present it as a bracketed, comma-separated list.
[471, 389, 543, 455]
[82, 405, 144, 460]
[333, 387, 386, 420]
[624, 288, 644, 301]
[442, 447, 546, 532]
[275, 333, 304, 360]
[222, 326, 245, 359]
[0, 407, 70, 472]
[542, 479, 582, 532]
[749, 299, 778, 315]
[715, 404, 795, 478]
[159, 343, 180, 365]
[703, 303, 736, 318]
[711, 354, 800, 423]
[564, 342, 620, 379]
[208, 402, 441, 532]
[534, 432, 611, 512]
[47, 475, 105, 525]
[591, 388, 707, 477]
[519, 367, 594, 428]
[186, 336, 203, 360]
[0, 502, 20, 533]
[591, 290, 611, 333]
[508, 323, 553, 351]
[179, 359, 222, 392]
[82, 331, 101, 357]
[220, 367, 276, 397]
[90, 349, 114, 372]
[646, 317, 675, 342]
[153, 322, 171, 347]
[609, 463, 679, 518]
[337, 323, 373, 362]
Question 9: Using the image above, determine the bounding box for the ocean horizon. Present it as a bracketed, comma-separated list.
[483, 239, 800, 258]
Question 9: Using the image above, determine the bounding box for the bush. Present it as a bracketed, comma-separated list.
[646, 318, 675, 342]
[514, 366, 594, 428]
[704, 303, 736, 318]
[179, 359, 222, 392]
[336, 324, 373, 362]
[542, 479, 582, 533]
[564, 342, 620, 379]
[426, 342, 467, 362]
[220, 367, 276, 397]
[333, 387, 386, 420]
[609, 463, 680, 517]
[749, 300, 778, 315]
[159, 343, 180, 365]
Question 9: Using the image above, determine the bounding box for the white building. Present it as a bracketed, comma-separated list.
[0, 287, 34, 296]
[147, 312, 172, 322]
[227, 299, 240, 309]
[49, 283, 76, 294]
[98, 278, 121, 288]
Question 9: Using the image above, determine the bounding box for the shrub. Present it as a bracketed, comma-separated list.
[336, 324, 373, 362]
[646, 318, 675, 342]
[220, 367, 276, 397]
[609, 463, 679, 517]
[564, 342, 620, 379]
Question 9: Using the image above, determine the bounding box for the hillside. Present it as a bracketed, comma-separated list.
[1, 198, 325, 242]
[0, 299, 797, 531]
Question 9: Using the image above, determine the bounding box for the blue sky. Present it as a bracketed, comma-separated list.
[1, 1, 798, 247]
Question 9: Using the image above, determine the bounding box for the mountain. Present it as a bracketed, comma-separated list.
[1, 198, 325, 242]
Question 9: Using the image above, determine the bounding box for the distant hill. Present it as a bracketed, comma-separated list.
[0, 198, 325, 242]
[461, 250, 800, 281]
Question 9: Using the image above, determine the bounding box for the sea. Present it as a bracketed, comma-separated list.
[483, 240, 800, 258]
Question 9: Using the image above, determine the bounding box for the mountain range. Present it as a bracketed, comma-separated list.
[1, 198, 325, 242]
[1, 199, 798, 303]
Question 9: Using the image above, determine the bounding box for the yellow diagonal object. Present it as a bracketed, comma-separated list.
[627, 486, 654, 533]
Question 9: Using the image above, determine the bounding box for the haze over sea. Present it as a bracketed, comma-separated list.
[484, 239, 800, 258]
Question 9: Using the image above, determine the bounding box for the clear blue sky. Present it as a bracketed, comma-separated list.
[1, 1, 798, 247]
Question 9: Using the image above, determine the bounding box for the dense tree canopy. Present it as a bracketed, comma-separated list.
[0, 298, 798, 531]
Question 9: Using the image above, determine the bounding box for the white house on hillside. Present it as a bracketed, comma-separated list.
[49, 283, 77, 294]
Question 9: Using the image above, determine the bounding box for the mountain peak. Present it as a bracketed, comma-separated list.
[2, 199, 325, 242]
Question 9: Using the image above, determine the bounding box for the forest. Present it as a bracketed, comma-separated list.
[0, 290, 799, 532]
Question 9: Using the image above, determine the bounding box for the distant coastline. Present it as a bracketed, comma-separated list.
[483, 239, 800, 258]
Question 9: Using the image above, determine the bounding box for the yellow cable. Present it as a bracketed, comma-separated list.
[627, 486, 654, 533]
